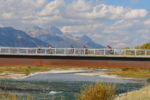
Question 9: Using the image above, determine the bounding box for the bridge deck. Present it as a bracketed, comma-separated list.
[0, 47, 150, 68]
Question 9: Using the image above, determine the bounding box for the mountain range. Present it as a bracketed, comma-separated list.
[0, 27, 47, 47]
[0, 26, 104, 48]
[26, 26, 105, 48]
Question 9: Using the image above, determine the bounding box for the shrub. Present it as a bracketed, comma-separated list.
[75, 82, 116, 100]
[25, 67, 31, 76]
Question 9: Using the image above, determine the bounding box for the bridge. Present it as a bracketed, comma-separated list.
[0, 47, 150, 68]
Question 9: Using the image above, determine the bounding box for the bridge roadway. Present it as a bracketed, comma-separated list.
[0, 47, 150, 68]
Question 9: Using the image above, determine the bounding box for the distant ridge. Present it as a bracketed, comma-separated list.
[80, 35, 105, 48]
[0, 27, 48, 47]
[26, 26, 105, 48]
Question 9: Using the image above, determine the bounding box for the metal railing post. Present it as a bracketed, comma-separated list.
[8, 48, 10, 54]
[64, 48, 65, 55]
[25, 49, 27, 54]
[45, 49, 46, 55]
[104, 48, 105, 55]
[17, 48, 19, 54]
[145, 50, 147, 56]
[36, 49, 37, 54]
[135, 49, 136, 56]
[55, 48, 56, 54]
[124, 49, 126, 56]
[74, 48, 76, 55]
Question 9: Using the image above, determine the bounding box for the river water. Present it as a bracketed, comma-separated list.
[0, 72, 144, 100]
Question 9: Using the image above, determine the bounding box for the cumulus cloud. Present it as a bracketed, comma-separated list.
[0, 0, 48, 26]
[144, 19, 150, 25]
[124, 9, 147, 19]
[2, 13, 12, 19]
[38, 0, 65, 17]
[0, 0, 147, 25]
[33, 0, 148, 26]
[0, 0, 149, 47]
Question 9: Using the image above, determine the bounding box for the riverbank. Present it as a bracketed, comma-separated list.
[0, 67, 147, 84]
[115, 85, 150, 100]
[0, 68, 106, 79]
[107, 68, 150, 78]
[0, 66, 149, 100]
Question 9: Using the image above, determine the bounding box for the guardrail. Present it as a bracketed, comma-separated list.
[0, 47, 150, 57]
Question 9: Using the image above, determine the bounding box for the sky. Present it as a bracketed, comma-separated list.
[0, 0, 150, 48]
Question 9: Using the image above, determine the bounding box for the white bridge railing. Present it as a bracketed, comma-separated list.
[0, 47, 150, 57]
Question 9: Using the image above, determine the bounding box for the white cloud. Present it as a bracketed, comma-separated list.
[0, 0, 149, 47]
[115, 43, 128, 48]
[71, 0, 91, 12]
[85, 4, 125, 20]
[64, 2, 147, 20]
[137, 29, 150, 34]
[124, 9, 147, 19]
[144, 19, 150, 25]
[35, 0, 48, 8]
[2, 13, 12, 19]
[61, 24, 104, 34]
[38, 0, 65, 17]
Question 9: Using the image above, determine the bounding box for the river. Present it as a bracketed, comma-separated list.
[0, 69, 145, 100]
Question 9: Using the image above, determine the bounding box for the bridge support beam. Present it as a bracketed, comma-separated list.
[0, 55, 150, 69]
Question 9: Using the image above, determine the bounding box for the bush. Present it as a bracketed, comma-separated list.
[122, 68, 130, 71]
[75, 82, 116, 100]
[25, 66, 31, 76]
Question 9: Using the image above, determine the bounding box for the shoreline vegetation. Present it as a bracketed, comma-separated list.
[0, 66, 150, 100]
[107, 68, 150, 79]
[0, 82, 149, 100]
[0, 66, 147, 79]
[0, 66, 149, 83]
[0, 82, 116, 100]
[75, 82, 116, 100]
[115, 85, 150, 100]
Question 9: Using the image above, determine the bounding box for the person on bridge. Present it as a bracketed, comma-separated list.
[107, 45, 113, 54]
[48, 44, 52, 54]
[30, 49, 32, 54]
[107, 45, 112, 49]
[37, 47, 41, 53]
[70, 44, 74, 54]
[83, 45, 88, 54]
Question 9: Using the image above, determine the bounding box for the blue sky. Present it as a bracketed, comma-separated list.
[47, 0, 150, 11]
[0, 0, 150, 48]
[106, 0, 150, 11]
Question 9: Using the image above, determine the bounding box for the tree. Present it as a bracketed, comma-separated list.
[123, 46, 130, 49]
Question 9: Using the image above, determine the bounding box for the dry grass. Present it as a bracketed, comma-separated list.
[0, 90, 32, 100]
[0, 66, 83, 74]
[115, 86, 150, 100]
[75, 82, 116, 100]
[0, 90, 64, 100]
[0, 66, 51, 75]
[107, 68, 150, 78]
